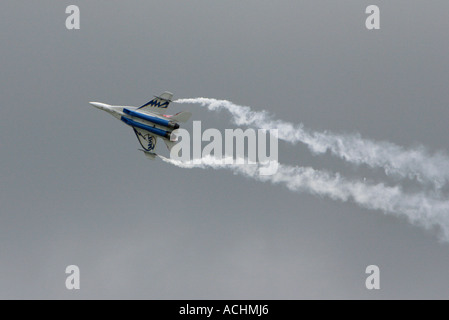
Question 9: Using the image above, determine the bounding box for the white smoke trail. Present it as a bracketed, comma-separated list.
[158, 154, 449, 241]
[175, 98, 449, 188]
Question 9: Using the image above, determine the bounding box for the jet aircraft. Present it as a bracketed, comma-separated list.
[90, 92, 191, 158]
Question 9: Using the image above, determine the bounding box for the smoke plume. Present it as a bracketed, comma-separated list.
[166, 97, 449, 240]
[159, 154, 449, 241]
[175, 98, 449, 189]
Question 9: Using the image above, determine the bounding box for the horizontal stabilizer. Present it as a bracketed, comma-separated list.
[168, 111, 192, 123]
[163, 139, 176, 152]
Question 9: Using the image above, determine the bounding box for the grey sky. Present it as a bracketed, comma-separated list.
[1, 1, 449, 299]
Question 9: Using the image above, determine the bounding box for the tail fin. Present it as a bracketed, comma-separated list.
[139, 149, 157, 160]
[158, 92, 173, 101]
[169, 111, 192, 123]
[138, 91, 173, 109]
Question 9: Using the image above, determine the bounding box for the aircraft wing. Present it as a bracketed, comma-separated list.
[138, 91, 173, 110]
[133, 127, 158, 151]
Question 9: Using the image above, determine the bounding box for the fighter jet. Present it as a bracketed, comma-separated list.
[90, 92, 191, 158]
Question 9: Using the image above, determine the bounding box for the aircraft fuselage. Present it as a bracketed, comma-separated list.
[89, 102, 178, 141]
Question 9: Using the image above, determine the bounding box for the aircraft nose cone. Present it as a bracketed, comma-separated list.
[89, 102, 110, 110]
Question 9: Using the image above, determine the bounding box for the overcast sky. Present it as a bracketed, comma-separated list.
[1, 1, 449, 299]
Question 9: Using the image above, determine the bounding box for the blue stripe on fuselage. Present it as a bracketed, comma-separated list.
[121, 116, 169, 138]
[123, 108, 171, 127]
